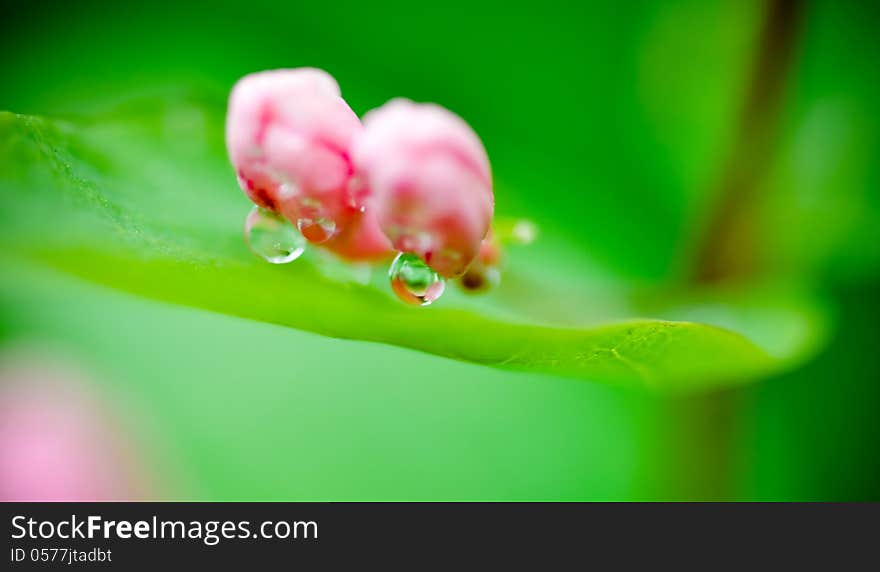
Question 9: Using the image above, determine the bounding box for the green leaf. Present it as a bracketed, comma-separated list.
[0, 98, 819, 392]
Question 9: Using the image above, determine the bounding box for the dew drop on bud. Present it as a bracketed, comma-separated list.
[244, 205, 306, 264]
[345, 174, 369, 213]
[297, 217, 338, 244]
[389, 252, 445, 306]
[459, 266, 501, 292]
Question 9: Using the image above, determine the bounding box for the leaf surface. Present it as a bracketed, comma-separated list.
[0, 101, 817, 391]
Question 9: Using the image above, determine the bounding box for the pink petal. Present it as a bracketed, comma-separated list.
[354, 99, 493, 277]
[226, 68, 363, 241]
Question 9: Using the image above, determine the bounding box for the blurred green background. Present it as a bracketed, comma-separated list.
[0, 0, 878, 500]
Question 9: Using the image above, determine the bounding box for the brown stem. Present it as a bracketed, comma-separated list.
[676, 0, 805, 499]
[691, 0, 805, 285]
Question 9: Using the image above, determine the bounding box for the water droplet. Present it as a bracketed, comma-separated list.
[459, 265, 500, 292]
[244, 205, 306, 264]
[389, 252, 445, 306]
[297, 217, 337, 243]
[510, 219, 538, 245]
[277, 181, 299, 200]
[345, 175, 369, 213]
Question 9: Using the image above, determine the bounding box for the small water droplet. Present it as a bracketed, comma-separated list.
[459, 265, 500, 292]
[389, 252, 446, 306]
[297, 217, 338, 243]
[345, 175, 369, 212]
[244, 205, 306, 263]
[510, 219, 538, 245]
[277, 182, 299, 200]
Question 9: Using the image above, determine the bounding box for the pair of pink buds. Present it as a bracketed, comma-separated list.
[226, 68, 496, 305]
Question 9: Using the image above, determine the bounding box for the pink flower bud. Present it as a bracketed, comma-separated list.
[354, 99, 494, 278]
[227, 69, 391, 259]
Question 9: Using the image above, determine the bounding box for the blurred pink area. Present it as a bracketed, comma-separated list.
[0, 356, 150, 501]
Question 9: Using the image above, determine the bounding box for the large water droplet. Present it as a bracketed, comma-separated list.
[389, 252, 446, 306]
[244, 205, 306, 264]
[297, 217, 337, 243]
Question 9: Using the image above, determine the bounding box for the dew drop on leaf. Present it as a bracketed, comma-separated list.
[389, 252, 446, 306]
[244, 205, 306, 264]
